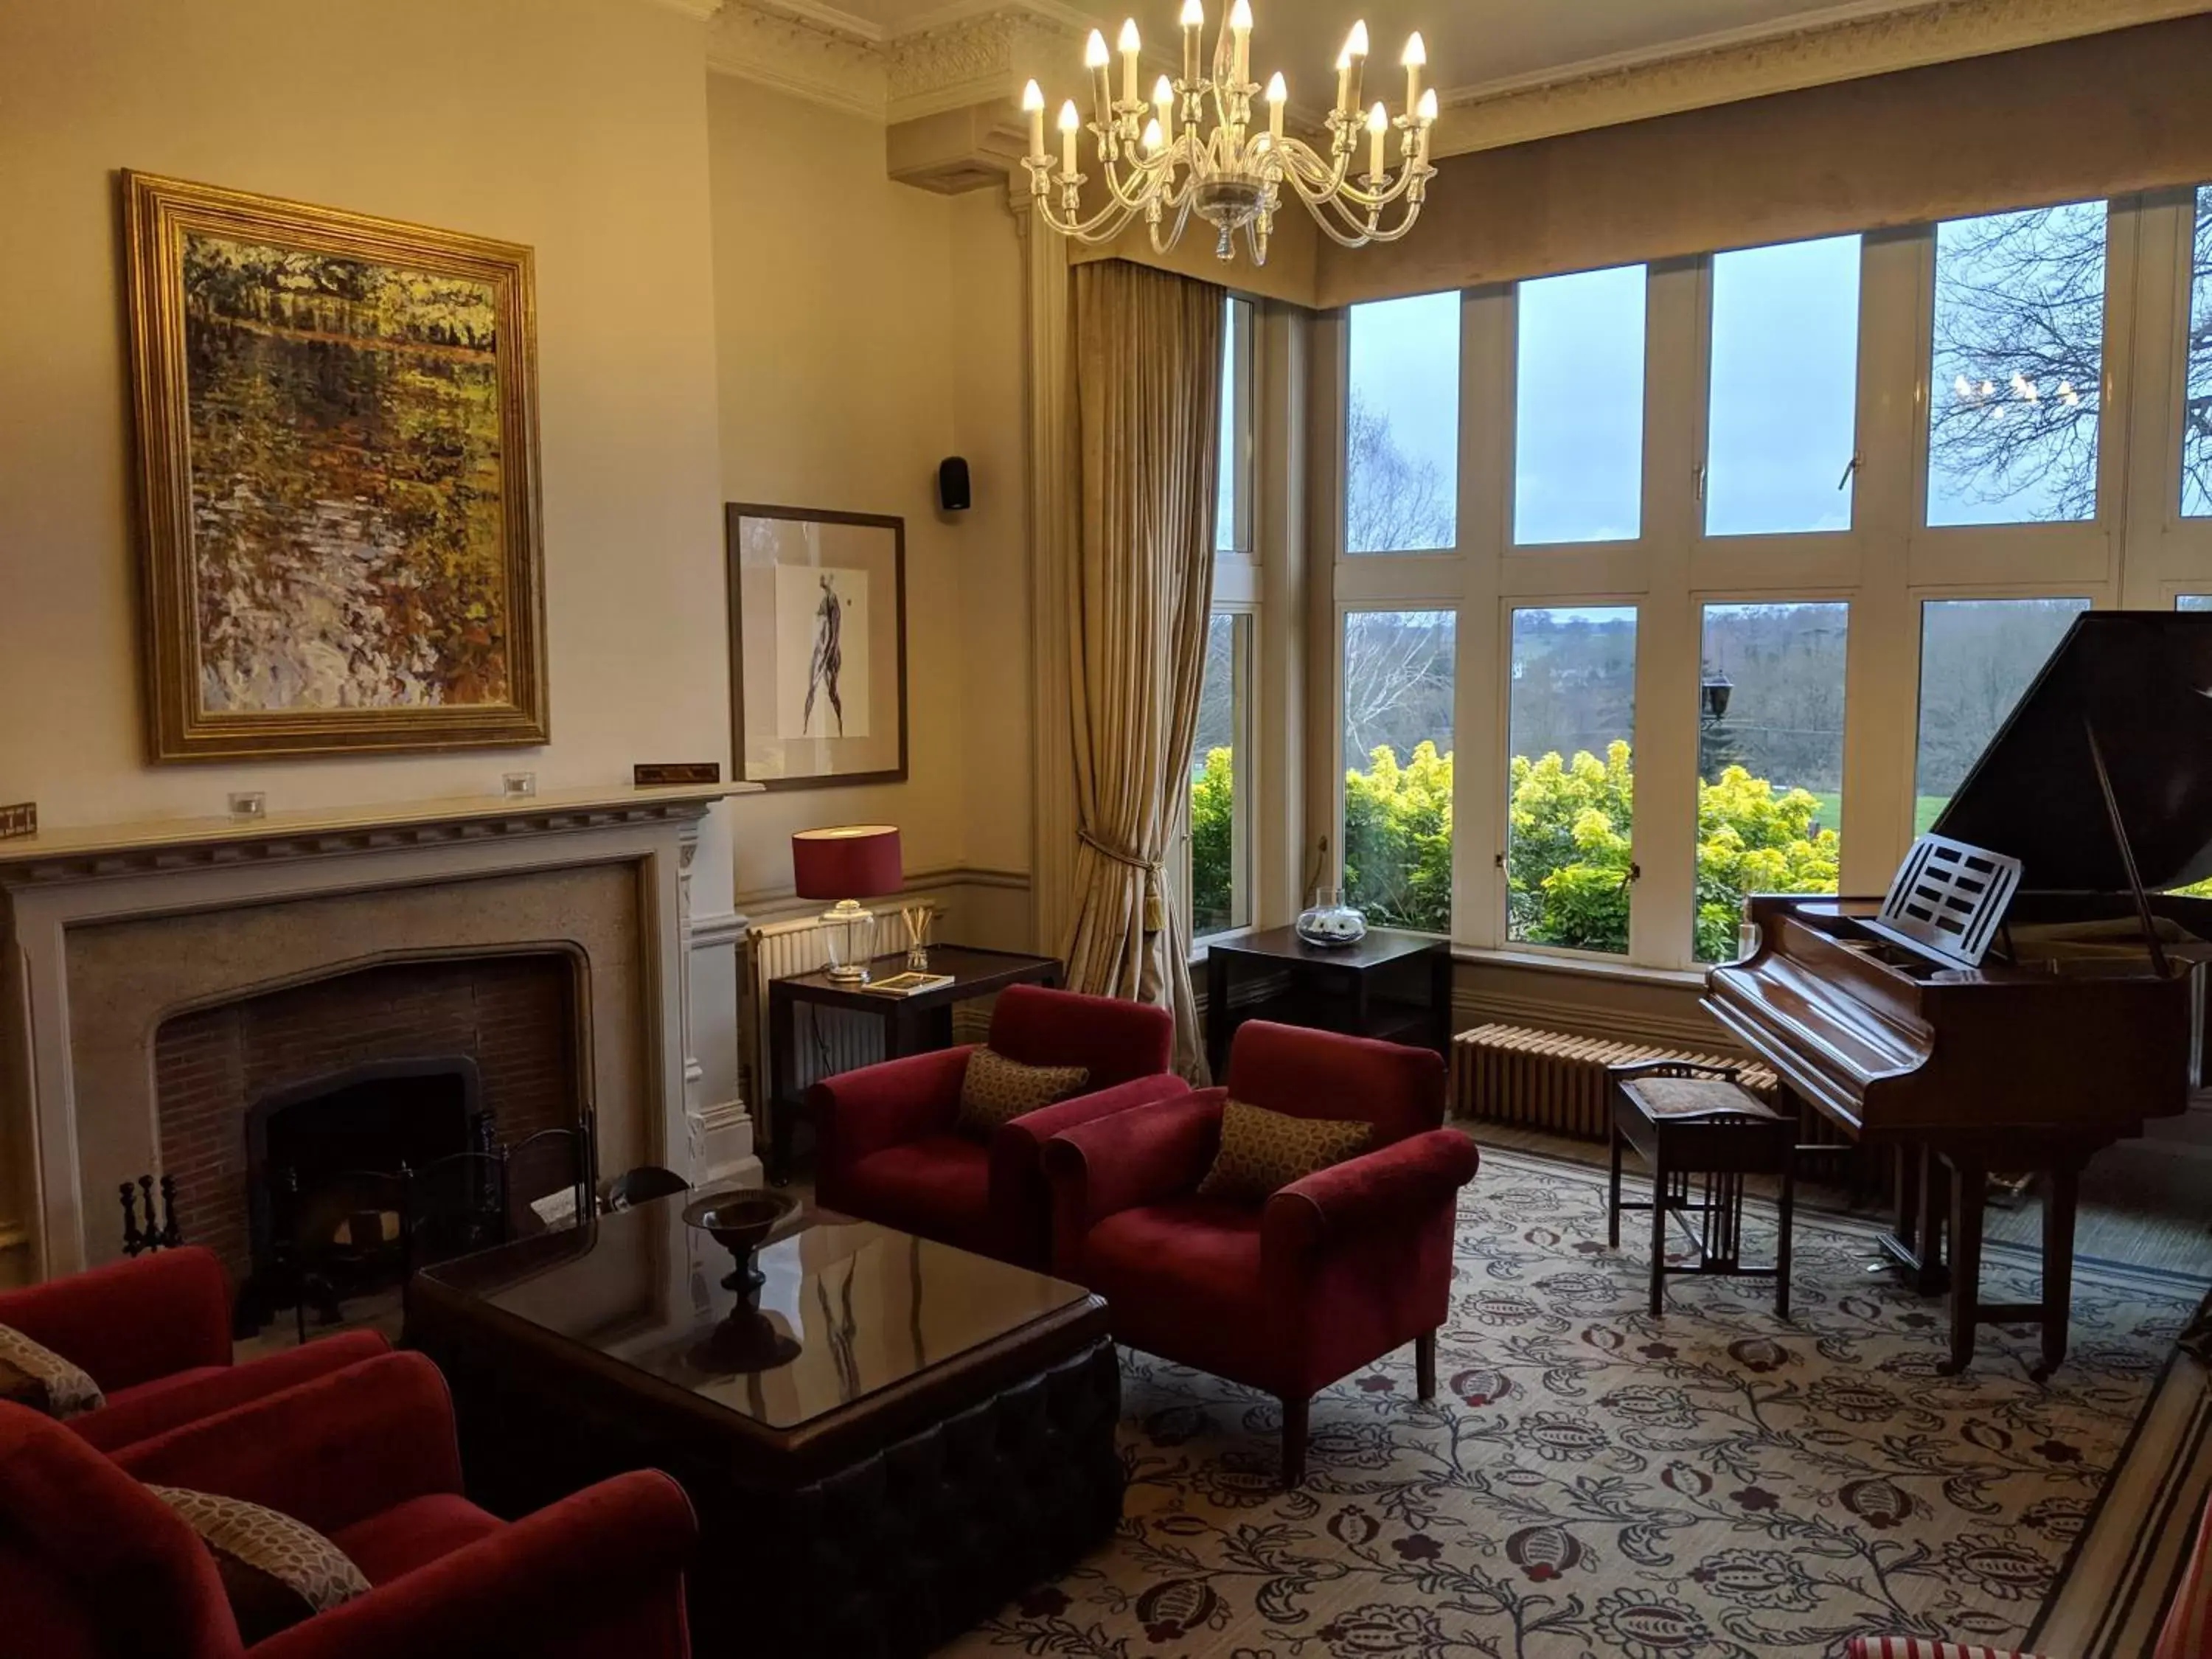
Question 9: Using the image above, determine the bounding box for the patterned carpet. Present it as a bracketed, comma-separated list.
[947, 1146, 2208, 1659]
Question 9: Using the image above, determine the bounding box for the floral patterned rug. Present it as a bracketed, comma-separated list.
[949, 1145, 2205, 1659]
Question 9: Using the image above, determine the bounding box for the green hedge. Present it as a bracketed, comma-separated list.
[1194, 742, 1840, 954]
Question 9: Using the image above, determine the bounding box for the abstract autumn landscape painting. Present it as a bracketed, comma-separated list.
[128, 175, 546, 759]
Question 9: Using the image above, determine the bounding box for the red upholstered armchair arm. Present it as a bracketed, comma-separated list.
[114, 1352, 464, 1538]
[994, 1073, 1194, 1167]
[253, 1470, 696, 1659]
[1042, 1091, 1225, 1238]
[812, 1046, 974, 1201]
[0, 1246, 233, 1390]
[1262, 1130, 1479, 1270]
[74, 1328, 392, 1455]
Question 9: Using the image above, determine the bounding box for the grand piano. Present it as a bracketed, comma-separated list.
[1704, 612, 2212, 1377]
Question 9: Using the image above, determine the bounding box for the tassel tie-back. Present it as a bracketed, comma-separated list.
[1079, 828, 1166, 933]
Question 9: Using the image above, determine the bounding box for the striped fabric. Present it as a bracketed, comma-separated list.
[1846, 1641, 2043, 1659]
[2157, 1497, 2212, 1658]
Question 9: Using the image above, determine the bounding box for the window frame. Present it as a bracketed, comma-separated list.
[1217, 294, 1256, 557]
[1905, 198, 2132, 589]
[1336, 601, 1461, 940]
[1181, 608, 1255, 943]
[1309, 189, 2202, 979]
[1495, 595, 1645, 962]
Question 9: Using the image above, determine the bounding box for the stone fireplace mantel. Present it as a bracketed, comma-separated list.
[0, 784, 757, 1284]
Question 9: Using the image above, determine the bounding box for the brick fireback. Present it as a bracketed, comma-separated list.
[153, 953, 580, 1284]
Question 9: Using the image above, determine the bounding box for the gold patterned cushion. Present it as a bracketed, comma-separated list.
[150, 1485, 371, 1645]
[956, 1046, 1091, 1135]
[1194, 1099, 1375, 1205]
[0, 1323, 103, 1420]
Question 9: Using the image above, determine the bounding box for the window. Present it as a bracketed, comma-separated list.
[1514, 265, 1646, 545]
[1694, 603, 1848, 961]
[1217, 296, 1253, 552]
[1342, 611, 1455, 931]
[2187, 184, 2212, 518]
[1705, 237, 1862, 537]
[1190, 612, 1247, 936]
[2180, 595, 2212, 611]
[1505, 606, 1637, 953]
[1345, 292, 1458, 553]
[1914, 597, 2090, 828]
[1927, 201, 2108, 527]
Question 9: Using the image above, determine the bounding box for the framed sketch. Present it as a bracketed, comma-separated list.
[123, 172, 549, 761]
[726, 504, 907, 790]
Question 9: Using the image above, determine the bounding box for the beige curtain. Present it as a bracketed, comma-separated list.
[1061, 260, 1223, 1079]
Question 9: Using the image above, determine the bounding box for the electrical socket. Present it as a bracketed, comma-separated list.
[0, 802, 35, 841]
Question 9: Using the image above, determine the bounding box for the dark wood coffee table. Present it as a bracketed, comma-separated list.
[405, 1187, 1121, 1658]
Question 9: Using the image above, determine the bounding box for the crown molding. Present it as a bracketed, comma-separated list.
[637, 0, 729, 20]
[1432, 0, 2212, 156]
[706, 0, 887, 118]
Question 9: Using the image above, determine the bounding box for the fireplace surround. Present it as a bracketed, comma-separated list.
[0, 785, 754, 1285]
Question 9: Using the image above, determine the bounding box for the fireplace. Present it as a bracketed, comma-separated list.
[0, 785, 753, 1288]
[243, 1057, 488, 1329]
[151, 951, 588, 1329]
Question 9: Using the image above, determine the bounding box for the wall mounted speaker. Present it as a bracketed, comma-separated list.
[937, 456, 971, 513]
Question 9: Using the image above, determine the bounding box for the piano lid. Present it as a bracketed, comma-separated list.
[1933, 611, 2212, 895]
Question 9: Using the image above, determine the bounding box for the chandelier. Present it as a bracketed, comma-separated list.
[1018, 2, 1437, 267]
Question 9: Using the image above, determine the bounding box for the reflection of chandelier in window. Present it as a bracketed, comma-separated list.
[1951, 372, 2084, 410]
[1018, 4, 1436, 267]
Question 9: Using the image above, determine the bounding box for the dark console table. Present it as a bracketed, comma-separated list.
[767, 944, 1060, 1182]
[1203, 925, 1453, 1079]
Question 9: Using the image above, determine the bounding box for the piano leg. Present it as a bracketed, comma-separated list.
[1940, 1154, 1986, 1377]
[1879, 1145, 1952, 1293]
[2036, 1162, 2081, 1382]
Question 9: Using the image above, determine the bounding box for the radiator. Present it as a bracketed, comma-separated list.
[1452, 1023, 1778, 1141]
[742, 906, 939, 1130]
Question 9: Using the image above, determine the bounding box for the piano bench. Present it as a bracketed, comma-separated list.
[1606, 1061, 1797, 1321]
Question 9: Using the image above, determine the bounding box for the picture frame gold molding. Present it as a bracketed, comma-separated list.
[122, 171, 550, 762]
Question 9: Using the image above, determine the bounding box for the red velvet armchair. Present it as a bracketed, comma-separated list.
[813, 983, 1190, 1267]
[0, 1246, 386, 1453]
[1043, 1020, 1478, 1484]
[0, 1349, 695, 1659]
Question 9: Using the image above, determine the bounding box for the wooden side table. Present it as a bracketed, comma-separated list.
[1203, 926, 1452, 1082]
[765, 944, 1060, 1182]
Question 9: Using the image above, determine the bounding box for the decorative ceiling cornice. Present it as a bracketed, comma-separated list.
[1431, 0, 2212, 156]
[700, 0, 2212, 164]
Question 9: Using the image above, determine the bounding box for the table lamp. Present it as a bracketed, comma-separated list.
[791, 824, 902, 982]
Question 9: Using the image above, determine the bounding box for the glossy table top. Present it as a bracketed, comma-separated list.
[414, 1185, 1094, 1432]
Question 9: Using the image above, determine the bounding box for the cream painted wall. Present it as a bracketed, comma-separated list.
[709, 79, 1034, 931]
[0, 0, 760, 1205]
[0, 0, 735, 918]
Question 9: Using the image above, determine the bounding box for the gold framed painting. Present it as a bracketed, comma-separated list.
[123, 172, 549, 761]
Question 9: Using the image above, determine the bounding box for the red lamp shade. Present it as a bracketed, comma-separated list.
[791, 824, 902, 901]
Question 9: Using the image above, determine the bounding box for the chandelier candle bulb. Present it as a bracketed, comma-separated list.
[1402, 30, 1423, 111]
[1058, 98, 1080, 175]
[1022, 79, 1046, 162]
[1346, 17, 1368, 111]
[1153, 74, 1175, 133]
[1180, 0, 1202, 86]
[1119, 18, 1141, 104]
[1229, 0, 1252, 84]
[1265, 71, 1285, 142]
[1366, 100, 1386, 179]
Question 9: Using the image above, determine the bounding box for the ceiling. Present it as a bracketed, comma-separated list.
[844, 0, 1949, 101]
